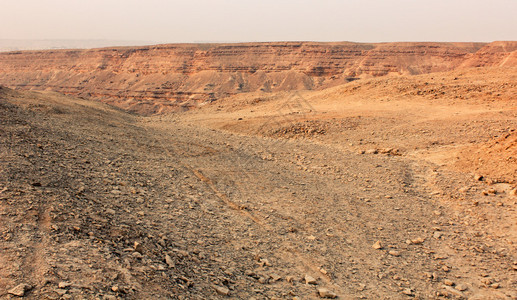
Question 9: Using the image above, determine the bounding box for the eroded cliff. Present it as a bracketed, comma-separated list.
[0, 41, 515, 114]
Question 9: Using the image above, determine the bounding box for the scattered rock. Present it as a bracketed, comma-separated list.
[258, 277, 269, 284]
[443, 279, 454, 286]
[389, 250, 401, 257]
[434, 254, 448, 260]
[456, 284, 467, 291]
[372, 241, 383, 250]
[8, 283, 32, 297]
[317, 287, 338, 298]
[443, 285, 465, 298]
[365, 149, 378, 154]
[165, 254, 175, 268]
[259, 258, 271, 267]
[58, 281, 72, 289]
[401, 288, 413, 296]
[134, 241, 144, 253]
[490, 283, 500, 289]
[410, 237, 425, 244]
[213, 285, 230, 296]
[305, 274, 318, 285]
[270, 274, 282, 282]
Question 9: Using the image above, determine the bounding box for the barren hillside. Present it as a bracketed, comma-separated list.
[1, 64, 516, 299]
[1, 41, 516, 114]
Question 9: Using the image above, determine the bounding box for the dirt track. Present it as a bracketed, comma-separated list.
[1, 68, 516, 299]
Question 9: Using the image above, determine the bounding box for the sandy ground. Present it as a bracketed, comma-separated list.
[0, 67, 516, 299]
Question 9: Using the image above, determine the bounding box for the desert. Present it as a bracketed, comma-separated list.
[0, 39, 516, 299]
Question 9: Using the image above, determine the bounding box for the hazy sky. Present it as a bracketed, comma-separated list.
[1, 0, 516, 43]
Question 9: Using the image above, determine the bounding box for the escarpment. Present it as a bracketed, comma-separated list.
[0, 41, 515, 114]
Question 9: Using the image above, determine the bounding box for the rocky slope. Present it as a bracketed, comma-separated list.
[0, 41, 515, 114]
[1, 72, 516, 299]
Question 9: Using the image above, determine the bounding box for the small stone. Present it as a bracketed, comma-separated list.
[443, 279, 454, 286]
[432, 272, 439, 280]
[389, 250, 401, 257]
[58, 282, 71, 289]
[111, 286, 119, 292]
[434, 254, 448, 260]
[286, 275, 295, 283]
[271, 274, 282, 282]
[456, 284, 467, 291]
[410, 237, 425, 244]
[305, 274, 318, 285]
[165, 254, 175, 268]
[246, 270, 257, 277]
[317, 287, 337, 298]
[443, 286, 465, 298]
[372, 241, 383, 250]
[55, 288, 68, 296]
[258, 277, 268, 284]
[458, 187, 469, 193]
[134, 241, 143, 253]
[474, 175, 484, 181]
[259, 258, 271, 267]
[401, 288, 413, 296]
[365, 149, 378, 154]
[490, 283, 500, 289]
[8, 283, 32, 297]
[433, 232, 443, 239]
[213, 285, 230, 296]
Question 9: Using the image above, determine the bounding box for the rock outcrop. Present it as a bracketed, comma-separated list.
[0, 41, 515, 114]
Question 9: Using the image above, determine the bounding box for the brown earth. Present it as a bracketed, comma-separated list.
[0, 41, 516, 114]
[1, 65, 516, 299]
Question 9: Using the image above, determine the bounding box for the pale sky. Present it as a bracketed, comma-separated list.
[1, 0, 516, 43]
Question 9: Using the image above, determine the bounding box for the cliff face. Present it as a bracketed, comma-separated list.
[0, 41, 514, 114]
